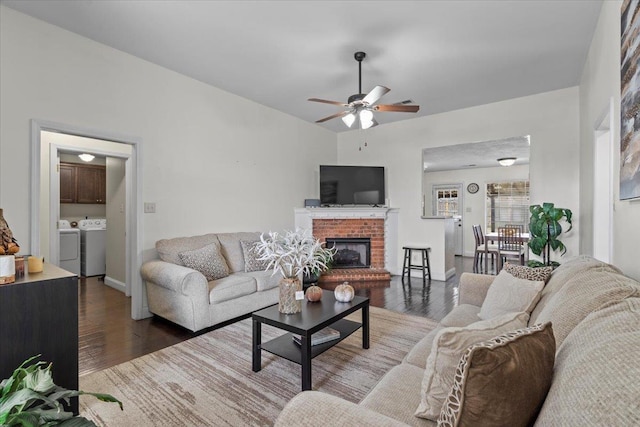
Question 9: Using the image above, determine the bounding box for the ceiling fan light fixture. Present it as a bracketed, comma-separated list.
[78, 153, 95, 162]
[359, 109, 373, 122]
[497, 157, 516, 167]
[361, 119, 374, 130]
[342, 112, 356, 128]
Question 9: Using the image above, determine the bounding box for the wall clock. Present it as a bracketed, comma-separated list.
[467, 183, 479, 194]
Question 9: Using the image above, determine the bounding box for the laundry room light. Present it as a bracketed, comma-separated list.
[497, 157, 516, 167]
[78, 153, 95, 162]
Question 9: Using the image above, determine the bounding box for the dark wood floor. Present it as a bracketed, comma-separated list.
[78, 256, 478, 376]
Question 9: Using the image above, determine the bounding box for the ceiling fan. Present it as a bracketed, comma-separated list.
[309, 51, 420, 129]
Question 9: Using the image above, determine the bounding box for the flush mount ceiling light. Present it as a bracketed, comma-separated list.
[78, 153, 95, 162]
[309, 51, 420, 130]
[497, 157, 516, 167]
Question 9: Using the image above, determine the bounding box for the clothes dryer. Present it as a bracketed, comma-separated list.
[58, 220, 80, 276]
[78, 219, 106, 277]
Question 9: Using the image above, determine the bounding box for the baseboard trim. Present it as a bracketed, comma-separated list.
[104, 276, 126, 293]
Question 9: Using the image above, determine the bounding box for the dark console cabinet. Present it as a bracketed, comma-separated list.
[0, 265, 79, 413]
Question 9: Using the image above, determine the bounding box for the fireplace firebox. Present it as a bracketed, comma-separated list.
[326, 237, 371, 269]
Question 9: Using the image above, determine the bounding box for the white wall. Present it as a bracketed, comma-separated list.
[0, 6, 336, 265]
[338, 88, 580, 270]
[579, 1, 640, 281]
[423, 164, 529, 256]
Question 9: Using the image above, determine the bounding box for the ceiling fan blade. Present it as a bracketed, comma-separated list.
[394, 99, 413, 105]
[362, 85, 390, 105]
[315, 110, 350, 123]
[308, 98, 348, 106]
[374, 104, 420, 113]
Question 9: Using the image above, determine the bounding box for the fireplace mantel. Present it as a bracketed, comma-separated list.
[294, 207, 399, 274]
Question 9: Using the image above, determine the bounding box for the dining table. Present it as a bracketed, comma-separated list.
[484, 231, 530, 273]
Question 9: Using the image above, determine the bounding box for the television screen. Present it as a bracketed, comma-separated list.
[319, 165, 385, 206]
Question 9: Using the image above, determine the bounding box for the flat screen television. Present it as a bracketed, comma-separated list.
[319, 165, 385, 206]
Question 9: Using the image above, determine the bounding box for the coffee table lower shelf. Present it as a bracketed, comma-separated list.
[260, 318, 361, 364]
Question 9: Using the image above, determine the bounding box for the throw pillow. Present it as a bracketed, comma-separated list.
[240, 240, 269, 272]
[478, 270, 544, 320]
[414, 311, 529, 420]
[504, 262, 554, 282]
[179, 243, 229, 281]
[438, 322, 555, 427]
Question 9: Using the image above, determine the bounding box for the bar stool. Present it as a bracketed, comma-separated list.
[401, 246, 431, 286]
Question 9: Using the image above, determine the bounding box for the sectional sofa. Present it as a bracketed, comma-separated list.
[275, 255, 640, 426]
[141, 232, 279, 332]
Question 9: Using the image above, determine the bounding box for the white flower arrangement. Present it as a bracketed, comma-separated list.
[255, 229, 335, 279]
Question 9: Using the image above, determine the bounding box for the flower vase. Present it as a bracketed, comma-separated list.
[279, 277, 302, 314]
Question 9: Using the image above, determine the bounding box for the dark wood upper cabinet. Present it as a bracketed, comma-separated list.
[60, 162, 106, 204]
[59, 163, 77, 203]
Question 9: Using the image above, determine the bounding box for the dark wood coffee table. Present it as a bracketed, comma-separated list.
[252, 290, 369, 391]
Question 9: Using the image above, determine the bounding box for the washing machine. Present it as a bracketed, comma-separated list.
[58, 220, 81, 276]
[78, 219, 106, 277]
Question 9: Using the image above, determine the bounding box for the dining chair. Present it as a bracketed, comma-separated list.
[497, 226, 526, 271]
[472, 224, 497, 273]
[505, 224, 525, 233]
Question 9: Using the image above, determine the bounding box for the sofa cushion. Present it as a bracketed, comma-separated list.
[529, 256, 622, 324]
[535, 298, 640, 425]
[415, 311, 529, 420]
[532, 268, 639, 346]
[478, 270, 544, 320]
[403, 326, 444, 368]
[439, 304, 482, 328]
[236, 271, 280, 292]
[503, 262, 554, 282]
[156, 234, 220, 266]
[178, 243, 230, 281]
[208, 274, 257, 304]
[217, 232, 261, 273]
[240, 240, 269, 272]
[438, 322, 555, 427]
[360, 364, 435, 427]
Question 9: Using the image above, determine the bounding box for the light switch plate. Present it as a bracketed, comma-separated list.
[144, 202, 156, 213]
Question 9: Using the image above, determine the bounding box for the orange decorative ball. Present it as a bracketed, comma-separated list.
[305, 285, 323, 302]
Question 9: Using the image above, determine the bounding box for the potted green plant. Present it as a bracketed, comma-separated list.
[0, 355, 122, 426]
[255, 229, 335, 314]
[527, 202, 573, 268]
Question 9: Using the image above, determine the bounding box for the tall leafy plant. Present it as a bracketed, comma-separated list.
[528, 202, 573, 267]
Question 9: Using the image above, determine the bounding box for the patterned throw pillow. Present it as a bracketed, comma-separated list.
[478, 270, 545, 320]
[438, 322, 555, 427]
[414, 312, 529, 420]
[178, 243, 229, 281]
[504, 262, 554, 282]
[240, 240, 269, 272]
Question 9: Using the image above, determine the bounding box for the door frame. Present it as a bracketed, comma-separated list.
[592, 98, 615, 263]
[30, 119, 148, 320]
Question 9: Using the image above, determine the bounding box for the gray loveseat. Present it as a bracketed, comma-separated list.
[141, 232, 279, 332]
[275, 255, 640, 426]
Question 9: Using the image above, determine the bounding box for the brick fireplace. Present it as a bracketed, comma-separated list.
[313, 219, 384, 268]
[295, 207, 399, 282]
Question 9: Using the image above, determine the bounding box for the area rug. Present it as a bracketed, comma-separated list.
[79, 307, 437, 426]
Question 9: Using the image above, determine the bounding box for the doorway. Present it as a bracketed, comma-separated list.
[592, 99, 615, 263]
[51, 144, 129, 294]
[432, 184, 463, 256]
[30, 119, 147, 320]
